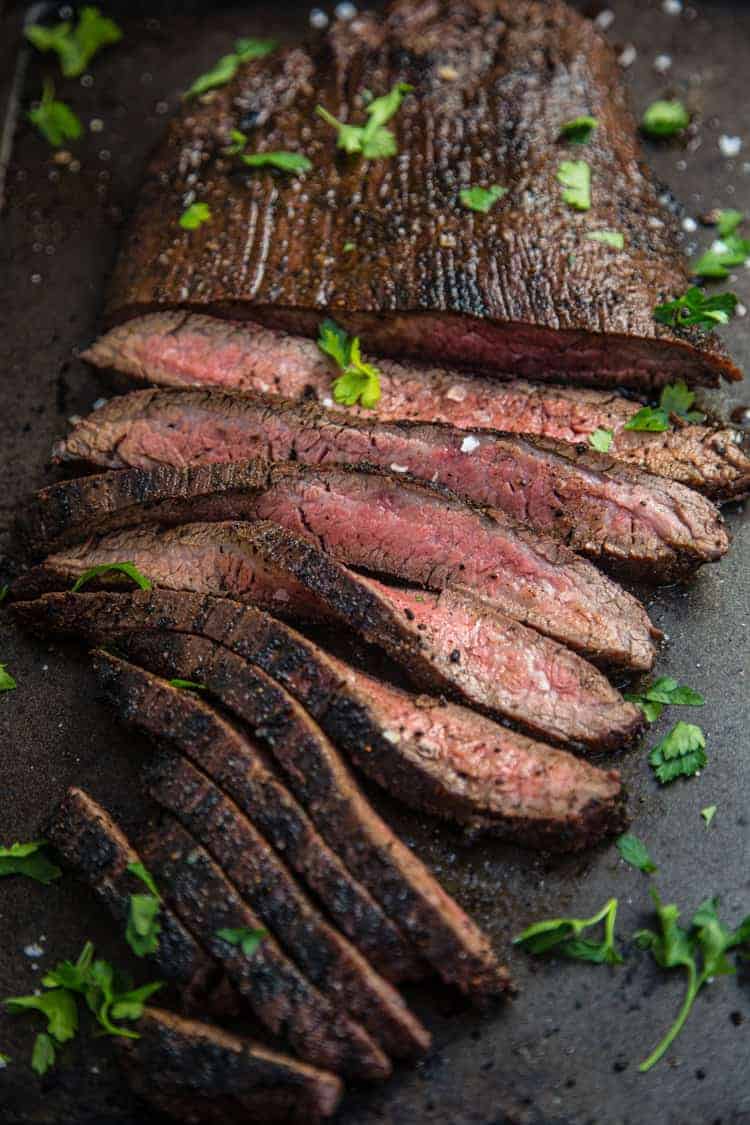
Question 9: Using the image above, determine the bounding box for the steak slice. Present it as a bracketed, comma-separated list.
[118, 1007, 342, 1124]
[46, 787, 224, 1011]
[105, 2, 740, 389]
[145, 750, 431, 1059]
[23, 521, 644, 750]
[84, 313, 750, 501]
[139, 816, 392, 1080]
[13, 590, 626, 850]
[53, 390, 729, 580]
[20, 460, 658, 671]
[93, 647, 509, 997]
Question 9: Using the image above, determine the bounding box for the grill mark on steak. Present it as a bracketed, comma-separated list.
[118, 1007, 342, 1123]
[144, 750, 430, 1059]
[138, 814, 392, 1080]
[20, 521, 644, 751]
[20, 460, 659, 672]
[93, 644, 509, 997]
[53, 390, 729, 580]
[45, 787, 226, 1012]
[13, 589, 626, 850]
[84, 313, 750, 501]
[104, 2, 740, 389]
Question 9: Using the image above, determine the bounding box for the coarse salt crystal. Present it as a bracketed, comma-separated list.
[309, 8, 329, 29]
[92, 397, 108, 410]
[618, 44, 637, 68]
[335, 1, 357, 18]
[382, 730, 400, 744]
[653, 54, 672, 73]
[273, 589, 289, 602]
[460, 435, 481, 453]
[595, 9, 614, 30]
[662, 0, 682, 12]
[322, 396, 334, 408]
[438, 65, 459, 81]
[719, 135, 742, 157]
[23, 944, 44, 959]
[444, 384, 467, 402]
[681, 217, 697, 232]
[390, 463, 409, 473]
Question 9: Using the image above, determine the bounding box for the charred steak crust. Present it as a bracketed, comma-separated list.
[14, 589, 626, 850]
[17, 520, 644, 751]
[104, 2, 740, 388]
[19, 459, 659, 672]
[144, 750, 431, 1060]
[138, 815, 392, 1081]
[84, 312, 750, 500]
[94, 642, 509, 997]
[118, 1007, 343, 1124]
[52, 389, 730, 580]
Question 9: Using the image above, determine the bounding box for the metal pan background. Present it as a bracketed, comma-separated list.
[0, 2, 748, 1122]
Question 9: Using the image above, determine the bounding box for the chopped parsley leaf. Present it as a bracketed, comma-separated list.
[317, 319, 381, 409]
[25, 6, 122, 78]
[185, 38, 276, 98]
[559, 115, 598, 144]
[701, 805, 717, 827]
[514, 897, 622, 965]
[459, 184, 507, 213]
[641, 99, 690, 138]
[556, 160, 591, 211]
[588, 427, 614, 452]
[716, 209, 744, 237]
[585, 229, 624, 249]
[168, 679, 207, 692]
[125, 863, 162, 958]
[241, 151, 311, 174]
[70, 562, 152, 593]
[624, 675, 705, 722]
[0, 841, 61, 884]
[617, 833, 658, 874]
[216, 926, 267, 957]
[179, 202, 211, 230]
[693, 233, 750, 279]
[649, 721, 706, 784]
[0, 585, 8, 604]
[316, 82, 412, 160]
[654, 286, 737, 331]
[0, 665, 16, 693]
[31, 1033, 55, 1076]
[28, 80, 82, 148]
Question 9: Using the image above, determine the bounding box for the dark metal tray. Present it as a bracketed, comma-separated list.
[1, 2, 748, 1122]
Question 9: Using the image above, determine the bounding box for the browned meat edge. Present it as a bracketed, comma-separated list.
[52, 389, 730, 581]
[104, 1, 740, 388]
[138, 812, 392, 1081]
[92, 646, 509, 998]
[18, 459, 659, 672]
[144, 749, 431, 1059]
[118, 1006, 342, 1124]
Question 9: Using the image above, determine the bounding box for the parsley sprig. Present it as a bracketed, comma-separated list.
[635, 889, 750, 1071]
[28, 79, 81, 149]
[125, 863, 162, 958]
[459, 185, 507, 213]
[588, 427, 613, 452]
[0, 841, 61, 884]
[25, 7, 122, 79]
[216, 926, 267, 957]
[317, 319, 381, 409]
[617, 834, 658, 874]
[624, 675, 704, 723]
[514, 897, 622, 965]
[623, 382, 706, 433]
[70, 561, 151, 594]
[179, 202, 211, 230]
[641, 99, 690, 138]
[654, 286, 737, 331]
[559, 115, 598, 144]
[693, 216, 750, 279]
[649, 721, 707, 784]
[316, 83, 413, 160]
[0, 664, 16, 693]
[185, 38, 276, 98]
[556, 160, 591, 211]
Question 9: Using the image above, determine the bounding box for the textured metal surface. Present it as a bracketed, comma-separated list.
[0, 2, 748, 1122]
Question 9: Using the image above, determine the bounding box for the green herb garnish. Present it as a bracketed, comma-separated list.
[715, 209, 744, 237]
[125, 863, 162, 958]
[588, 427, 614, 452]
[28, 80, 82, 148]
[185, 38, 276, 98]
[0, 585, 9, 604]
[31, 1033, 55, 1077]
[624, 676, 705, 722]
[459, 185, 508, 213]
[634, 889, 750, 1070]
[693, 232, 750, 279]
[623, 381, 706, 433]
[649, 721, 707, 784]
[224, 128, 248, 155]
[559, 115, 598, 144]
[701, 805, 717, 827]
[316, 82, 413, 160]
[168, 679, 207, 692]
[0, 841, 61, 884]
[241, 151, 311, 174]
[641, 99, 690, 138]
[179, 202, 211, 230]
[317, 319, 381, 409]
[617, 833, 658, 874]
[654, 286, 737, 331]
[556, 160, 591, 211]
[514, 897, 622, 965]
[25, 6, 122, 78]
[0, 665, 16, 693]
[585, 230, 624, 249]
[70, 562, 151, 594]
[216, 927, 267, 957]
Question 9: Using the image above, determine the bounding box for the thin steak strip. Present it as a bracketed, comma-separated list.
[105, 2, 740, 388]
[53, 390, 729, 580]
[24, 520, 644, 751]
[46, 787, 225, 1010]
[118, 1007, 342, 1124]
[13, 590, 626, 850]
[84, 313, 750, 501]
[138, 815, 391, 1081]
[145, 750, 431, 1059]
[93, 648, 508, 997]
[20, 460, 658, 671]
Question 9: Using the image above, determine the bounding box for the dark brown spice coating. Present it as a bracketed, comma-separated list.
[118, 1006, 342, 1123]
[145, 750, 431, 1059]
[105, 1, 741, 389]
[139, 816, 392, 1080]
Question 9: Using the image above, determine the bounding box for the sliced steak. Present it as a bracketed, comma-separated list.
[93, 647, 509, 997]
[139, 816, 391, 1080]
[145, 751, 431, 1059]
[22, 521, 644, 750]
[21, 460, 658, 671]
[105, 2, 740, 389]
[46, 787, 223, 1010]
[53, 390, 729, 580]
[118, 1007, 342, 1124]
[13, 590, 626, 849]
[85, 313, 750, 501]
